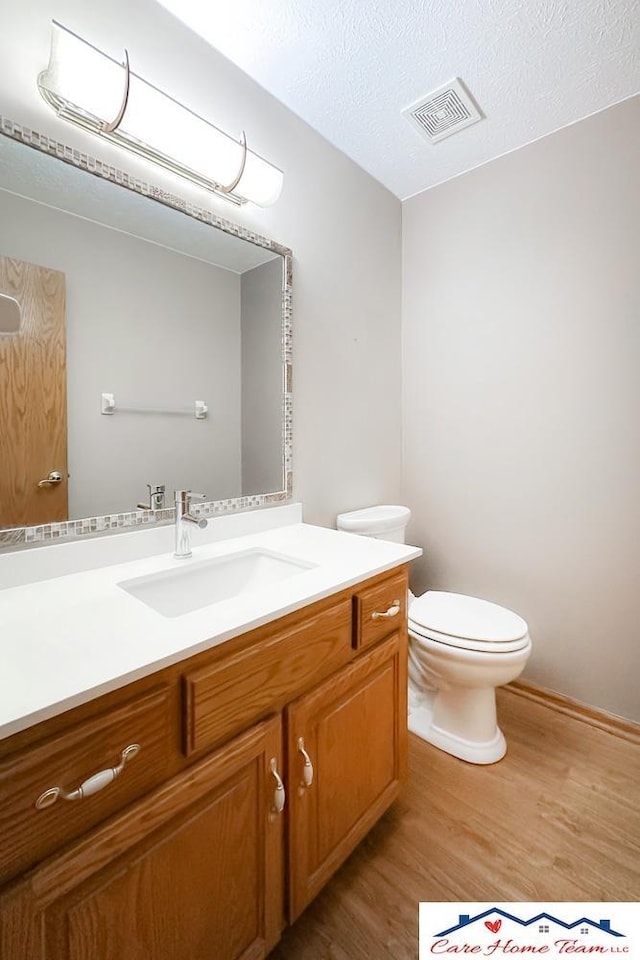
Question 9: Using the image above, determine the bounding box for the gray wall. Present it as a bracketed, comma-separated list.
[0, 0, 403, 528]
[402, 96, 640, 721]
[0, 189, 242, 517]
[241, 258, 284, 496]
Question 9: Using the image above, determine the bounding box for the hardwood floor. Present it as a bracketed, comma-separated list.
[270, 688, 640, 960]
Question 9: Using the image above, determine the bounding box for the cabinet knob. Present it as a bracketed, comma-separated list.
[371, 600, 401, 620]
[297, 737, 314, 788]
[35, 744, 141, 810]
[269, 757, 286, 816]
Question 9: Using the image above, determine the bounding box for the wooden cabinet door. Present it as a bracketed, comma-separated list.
[0, 716, 284, 960]
[286, 632, 407, 921]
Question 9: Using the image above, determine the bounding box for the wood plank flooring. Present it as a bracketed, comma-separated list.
[270, 688, 640, 960]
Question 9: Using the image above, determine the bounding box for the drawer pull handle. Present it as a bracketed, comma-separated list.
[269, 757, 286, 815]
[371, 599, 401, 620]
[297, 737, 314, 788]
[35, 743, 141, 810]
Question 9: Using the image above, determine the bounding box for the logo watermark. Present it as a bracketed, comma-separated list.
[419, 903, 638, 959]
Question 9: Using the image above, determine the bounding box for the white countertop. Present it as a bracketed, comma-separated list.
[0, 505, 421, 740]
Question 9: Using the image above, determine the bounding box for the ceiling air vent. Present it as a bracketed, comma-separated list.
[402, 78, 483, 143]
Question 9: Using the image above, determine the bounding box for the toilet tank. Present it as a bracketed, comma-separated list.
[336, 505, 411, 543]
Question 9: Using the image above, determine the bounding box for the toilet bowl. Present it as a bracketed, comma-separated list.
[408, 591, 531, 764]
[336, 505, 532, 764]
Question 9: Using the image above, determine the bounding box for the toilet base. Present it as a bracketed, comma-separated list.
[408, 698, 507, 764]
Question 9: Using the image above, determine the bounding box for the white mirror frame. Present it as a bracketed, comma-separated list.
[0, 117, 292, 549]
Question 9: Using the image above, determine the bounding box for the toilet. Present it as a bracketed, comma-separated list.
[336, 505, 532, 764]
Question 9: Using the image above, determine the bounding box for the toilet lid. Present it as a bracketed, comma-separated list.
[336, 505, 411, 535]
[408, 591, 528, 644]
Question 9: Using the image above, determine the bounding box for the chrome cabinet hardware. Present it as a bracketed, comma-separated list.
[371, 599, 401, 620]
[34, 743, 140, 810]
[37, 470, 63, 488]
[297, 737, 314, 788]
[269, 757, 286, 817]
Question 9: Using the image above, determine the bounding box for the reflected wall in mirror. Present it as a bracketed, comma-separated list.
[0, 119, 292, 547]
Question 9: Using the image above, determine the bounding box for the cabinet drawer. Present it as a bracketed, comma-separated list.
[0, 686, 173, 886]
[183, 597, 352, 755]
[354, 569, 408, 650]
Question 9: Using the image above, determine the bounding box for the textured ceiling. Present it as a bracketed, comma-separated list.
[157, 0, 640, 199]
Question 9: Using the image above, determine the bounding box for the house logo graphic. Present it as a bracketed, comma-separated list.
[436, 908, 625, 938]
[419, 902, 635, 959]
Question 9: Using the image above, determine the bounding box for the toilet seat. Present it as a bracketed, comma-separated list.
[408, 622, 531, 654]
[409, 591, 529, 653]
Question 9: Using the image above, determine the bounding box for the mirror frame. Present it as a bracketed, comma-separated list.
[0, 117, 292, 550]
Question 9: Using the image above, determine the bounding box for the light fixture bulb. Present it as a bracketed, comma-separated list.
[38, 21, 284, 207]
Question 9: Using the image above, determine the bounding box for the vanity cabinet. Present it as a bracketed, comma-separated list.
[0, 565, 408, 960]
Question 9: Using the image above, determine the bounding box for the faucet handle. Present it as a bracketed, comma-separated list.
[174, 490, 207, 501]
[174, 490, 208, 514]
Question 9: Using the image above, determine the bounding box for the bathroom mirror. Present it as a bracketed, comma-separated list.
[0, 119, 292, 548]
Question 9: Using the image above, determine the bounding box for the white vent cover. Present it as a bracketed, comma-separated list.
[402, 78, 483, 143]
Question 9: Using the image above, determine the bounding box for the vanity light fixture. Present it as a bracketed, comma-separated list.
[37, 21, 284, 207]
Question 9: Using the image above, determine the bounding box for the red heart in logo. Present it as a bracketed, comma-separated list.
[485, 920, 502, 933]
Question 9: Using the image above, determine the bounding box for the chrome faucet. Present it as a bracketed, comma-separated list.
[174, 489, 208, 559]
[137, 483, 166, 511]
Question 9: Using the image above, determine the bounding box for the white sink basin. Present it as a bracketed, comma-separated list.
[118, 548, 315, 618]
